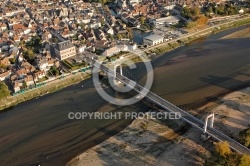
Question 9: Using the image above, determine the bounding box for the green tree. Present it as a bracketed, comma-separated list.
[208, 6, 213, 14]
[49, 66, 59, 76]
[239, 154, 250, 166]
[19, 40, 26, 47]
[0, 63, 7, 70]
[0, 81, 10, 99]
[126, 27, 133, 39]
[9, 58, 16, 64]
[215, 141, 231, 157]
[30, 36, 42, 46]
[181, 7, 192, 18]
[140, 16, 146, 25]
[186, 21, 197, 29]
[117, 34, 122, 40]
[192, 7, 200, 16]
[23, 49, 35, 61]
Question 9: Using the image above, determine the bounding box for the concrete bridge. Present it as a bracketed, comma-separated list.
[85, 56, 250, 155]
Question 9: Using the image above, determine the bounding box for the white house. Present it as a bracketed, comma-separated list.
[102, 45, 128, 57]
[0, 70, 11, 81]
[143, 34, 164, 46]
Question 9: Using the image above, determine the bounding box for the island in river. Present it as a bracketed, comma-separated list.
[0, 26, 250, 166]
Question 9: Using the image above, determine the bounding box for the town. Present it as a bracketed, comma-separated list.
[0, 0, 249, 97]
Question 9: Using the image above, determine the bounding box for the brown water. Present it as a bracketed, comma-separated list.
[0, 27, 250, 166]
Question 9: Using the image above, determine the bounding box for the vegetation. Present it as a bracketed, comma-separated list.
[214, 4, 239, 16]
[126, 27, 133, 39]
[9, 58, 16, 64]
[140, 16, 146, 25]
[215, 141, 232, 157]
[0, 82, 10, 99]
[205, 141, 250, 166]
[0, 63, 7, 70]
[21, 36, 43, 63]
[181, 6, 200, 19]
[23, 49, 35, 61]
[48, 66, 60, 76]
[62, 60, 88, 71]
[239, 125, 250, 148]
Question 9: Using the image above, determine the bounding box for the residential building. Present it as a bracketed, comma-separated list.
[54, 40, 76, 60]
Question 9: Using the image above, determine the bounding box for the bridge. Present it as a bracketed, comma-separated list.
[83, 56, 250, 155]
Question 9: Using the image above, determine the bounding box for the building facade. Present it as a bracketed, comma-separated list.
[54, 41, 76, 60]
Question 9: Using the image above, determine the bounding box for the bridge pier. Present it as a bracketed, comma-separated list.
[203, 112, 214, 134]
[113, 64, 123, 86]
[201, 113, 215, 141]
[114, 65, 123, 78]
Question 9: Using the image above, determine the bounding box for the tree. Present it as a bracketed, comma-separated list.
[117, 34, 122, 40]
[126, 27, 133, 39]
[23, 49, 35, 61]
[0, 81, 10, 99]
[195, 16, 208, 26]
[186, 21, 197, 29]
[239, 154, 250, 166]
[101, 0, 106, 5]
[215, 141, 231, 157]
[140, 16, 146, 25]
[208, 6, 213, 14]
[239, 125, 250, 147]
[9, 58, 16, 64]
[19, 40, 26, 47]
[192, 7, 200, 16]
[30, 36, 42, 46]
[49, 66, 59, 76]
[181, 7, 192, 19]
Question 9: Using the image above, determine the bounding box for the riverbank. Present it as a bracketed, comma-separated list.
[67, 86, 250, 166]
[1, 16, 250, 112]
[1, 16, 250, 166]
[0, 72, 91, 111]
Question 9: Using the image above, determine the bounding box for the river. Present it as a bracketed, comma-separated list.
[0, 26, 250, 166]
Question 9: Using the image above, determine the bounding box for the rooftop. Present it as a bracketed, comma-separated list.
[144, 34, 164, 41]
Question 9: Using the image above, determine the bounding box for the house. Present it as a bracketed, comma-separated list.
[54, 40, 76, 60]
[102, 45, 128, 57]
[59, 8, 68, 17]
[88, 19, 102, 29]
[143, 34, 164, 46]
[77, 45, 86, 53]
[117, 0, 127, 8]
[0, 70, 11, 81]
[24, 75, 34, 87]
[16, 68, 29, 79]
[35, 56, 49, 71]
[34, 70, 46, 82]
[12, 80, 22, 92]
[0, 57, 10, 67]
[103, 24, 114, 35]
